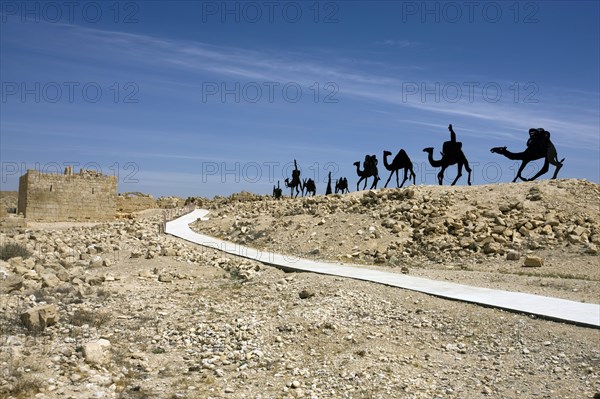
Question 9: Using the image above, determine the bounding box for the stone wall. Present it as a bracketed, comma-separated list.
[157, 196, 185, 209]
[18, 169, 117, 221]
[116, 192, 157, 213]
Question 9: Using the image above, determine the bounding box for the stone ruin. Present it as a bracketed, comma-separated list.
[17, 167, 117, 221]
[116, 192, 156, 213]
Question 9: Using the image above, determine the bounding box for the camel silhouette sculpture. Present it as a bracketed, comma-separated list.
[284, 159, 302, 197]
[272, 181, 283, 199]
[490, 128, 564, 182]
[335, 177, 349, 194]
[303, 178, 317, 196]
[353, 154, 380, 191]
[382, 149, 416, 188]
[423, 124, 472, 186]
[325, 172, 333, 195]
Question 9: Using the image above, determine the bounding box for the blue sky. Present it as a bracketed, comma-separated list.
[1, 1, 598, 197]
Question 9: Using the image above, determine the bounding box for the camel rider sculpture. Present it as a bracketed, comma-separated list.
[490, 128, 564, 182]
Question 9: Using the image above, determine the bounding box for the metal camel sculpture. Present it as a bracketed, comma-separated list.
[423, 124, 472, 186]
[335, 177, 349, 194]
[382, 149, 416, 188]
[303, 178, 317, 196]
[353, 154, 380, 191]
[272, 181, 283, 199]
[490, 128, 564, 182]
[284, 159, 302, 197]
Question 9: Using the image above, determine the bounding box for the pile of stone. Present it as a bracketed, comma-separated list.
[0, 212, 263, 328]
[192, 180, 599, 265]
[156, 196, 185, 209]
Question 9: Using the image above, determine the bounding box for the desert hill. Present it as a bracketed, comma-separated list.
[0, 179, 598, 398]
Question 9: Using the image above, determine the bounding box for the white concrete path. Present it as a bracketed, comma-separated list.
[166, 209, 600, 328]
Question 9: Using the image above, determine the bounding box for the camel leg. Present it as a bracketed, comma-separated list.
[395, 170, 400, 188]
[363, 178, 368, 190]
[437, 166, 447, 185]
[514, 160, 529, 182]
[384, 171, 394, 188]
[528, 159, 550, 181]
[370, 177, 377, 190]
[399, 169, 408, 188]
[356, 177, 364, 191]
[411, 167, 416, 186]
[550, 157, 564, 179]
[464, 160, 472, 186]
[451, 164, 463, 186]
[551, 164, 563, 179]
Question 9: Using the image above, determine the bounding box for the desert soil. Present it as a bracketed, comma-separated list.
[0, 179, 599, 399]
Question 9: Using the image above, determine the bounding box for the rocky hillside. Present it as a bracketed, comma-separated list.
[193, 179, 598, 262]
[0, 180, 598, 399]
[192, 179, 600, 302]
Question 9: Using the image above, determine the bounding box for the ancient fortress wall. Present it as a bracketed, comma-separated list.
[18, 169, 117, 221]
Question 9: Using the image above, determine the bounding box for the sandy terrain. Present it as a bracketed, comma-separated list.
[0, 179, 598, 398]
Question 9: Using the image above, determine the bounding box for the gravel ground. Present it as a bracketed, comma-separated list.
[1, 179, 598, 399]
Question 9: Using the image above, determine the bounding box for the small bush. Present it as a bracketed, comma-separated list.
[69, 309, 111, 328]
[0, 243, 31, 261]
[229, 268, 243, 280]
[7, 375, 41, 397]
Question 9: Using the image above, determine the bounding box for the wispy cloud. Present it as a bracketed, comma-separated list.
[2, 18, 598, 192]
[376, 39, 421, 48]
[55, 25, 594, 148]
[6, 21, 597, 148]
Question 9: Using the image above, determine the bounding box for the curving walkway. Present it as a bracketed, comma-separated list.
[166, 209, 600, 328]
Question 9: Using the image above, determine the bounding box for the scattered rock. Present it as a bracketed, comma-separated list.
[0, 275, 23, 293]
[83, 339, 111, 365]
[0, 180, 598, 398]
[41, 272, 61, 288]
[20, 304, 58, 331]
[89, 255, 104, 268]
[299, 289, 315, 299]
[506, 250, 520, 261]
[523, 256, 544, 267]
[585, 243, 598, 255]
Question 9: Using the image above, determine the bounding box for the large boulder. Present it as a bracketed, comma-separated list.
[83, 339, 112, 365]
[20, 304, 58, 331]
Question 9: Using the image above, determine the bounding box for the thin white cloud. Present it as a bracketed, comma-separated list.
[376, 39, 421, 48]
[5, 20, 599, 153]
